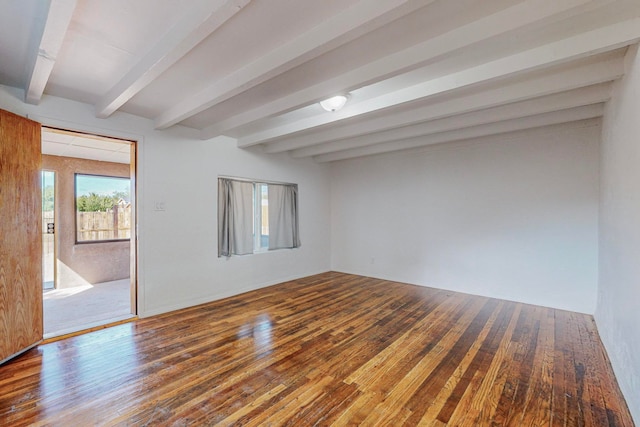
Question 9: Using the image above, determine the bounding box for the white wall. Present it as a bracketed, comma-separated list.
[331, 122, 600, 313]
[0, 86, 332, 317]
[597, 45, 640, 422]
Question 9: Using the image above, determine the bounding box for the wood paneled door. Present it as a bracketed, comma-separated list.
[0, 109, 43, 364]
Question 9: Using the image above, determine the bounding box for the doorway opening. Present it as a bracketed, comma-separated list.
[41, 127, 137, 338]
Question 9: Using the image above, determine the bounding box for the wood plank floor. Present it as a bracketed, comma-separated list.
[0, 272, 634, 426]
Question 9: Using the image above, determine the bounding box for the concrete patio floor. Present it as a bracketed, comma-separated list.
[43, 278, 134, 338]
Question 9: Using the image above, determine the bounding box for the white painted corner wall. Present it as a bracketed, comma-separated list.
[0, 85, 332, 318]
[597, 44, 640, 423]
[330, 122, 600, 314]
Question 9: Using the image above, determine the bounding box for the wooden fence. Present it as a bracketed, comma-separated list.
[76, 205, 131, 241]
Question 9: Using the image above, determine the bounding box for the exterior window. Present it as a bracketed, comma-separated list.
[254, 183, 269, 251]
[75, 174, 131, 243]
[218, 177, 300, 257]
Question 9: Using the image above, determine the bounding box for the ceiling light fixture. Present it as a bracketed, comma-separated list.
[320, 94, 349, 112]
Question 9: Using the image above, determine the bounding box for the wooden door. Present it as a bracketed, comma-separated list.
[0, 109, 43, 365]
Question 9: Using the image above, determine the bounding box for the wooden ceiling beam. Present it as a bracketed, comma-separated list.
[154, 0, 430, 130]
[240, 17, 638, 147]
[24, 0, 77, 105]
[201, 0, 611, 140]
[313, 104, 605, 162]
[95, 0, 250, 119]
[290, 83, 612, 158]
[264, 54, 623, 154]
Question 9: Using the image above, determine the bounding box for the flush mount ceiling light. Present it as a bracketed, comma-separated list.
[319, 94, 349, 112]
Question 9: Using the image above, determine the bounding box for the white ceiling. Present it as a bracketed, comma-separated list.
[42, 128, 131, 164]
[1, 0, 640, 162]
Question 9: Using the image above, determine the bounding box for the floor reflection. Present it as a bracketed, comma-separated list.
[36, 323, 140, 420]
[236, 313, 274, 356]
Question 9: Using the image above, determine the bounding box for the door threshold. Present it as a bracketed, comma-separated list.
[42, 315, 137, 344]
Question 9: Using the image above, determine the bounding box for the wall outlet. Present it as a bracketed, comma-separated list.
[154, 201, 166, 211]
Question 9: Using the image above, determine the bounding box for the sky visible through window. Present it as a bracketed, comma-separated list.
[76, 175, 129, 196]
[42, 170, 54, 189]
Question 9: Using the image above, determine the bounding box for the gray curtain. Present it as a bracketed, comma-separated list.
[218, 178, 254, 257]
[268, 184, 300, 250]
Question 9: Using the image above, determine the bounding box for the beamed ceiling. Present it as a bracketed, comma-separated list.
[1, 0, 639, 162]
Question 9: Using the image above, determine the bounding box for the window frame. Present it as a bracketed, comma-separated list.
[74, 173, 131, 244]
[218, 176, 299, 257]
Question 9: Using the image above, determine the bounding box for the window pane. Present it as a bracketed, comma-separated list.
[261, 184, 269, 249]
[42, 171, 55, 290]
[75, 174, 131, 242]
[253, 183, 269, 251]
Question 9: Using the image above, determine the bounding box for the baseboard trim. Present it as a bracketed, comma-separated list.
[139, 270, 330, 318]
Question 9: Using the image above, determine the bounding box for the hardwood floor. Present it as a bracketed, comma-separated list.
[0, 272, 634, 426]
